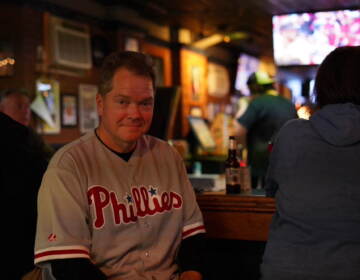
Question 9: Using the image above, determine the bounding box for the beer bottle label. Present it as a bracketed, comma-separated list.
[225, 167, 241, 185]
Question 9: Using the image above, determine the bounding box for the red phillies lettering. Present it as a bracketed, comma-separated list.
[170, 192, 182, 208]
[161, 192, 170, 211]
[87, 186, 110, 228]
[87, 185, 183, 229]
[110, 192, 137, 224]
[132, 187, 146, 217]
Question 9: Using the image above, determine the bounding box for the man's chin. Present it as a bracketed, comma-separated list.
[117, 126, 150, 141]
[122, 132, 144, 142]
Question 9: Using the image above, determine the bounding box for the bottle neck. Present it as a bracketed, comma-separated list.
[229, 138, 237, 150]
[228, 138, 238, 158]
[228, 148, 237, 158]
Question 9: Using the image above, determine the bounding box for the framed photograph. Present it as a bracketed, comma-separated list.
[142, 42, 172, 86]
[191, 66, 201, 102]
[124, 37, 140, 52]
[150, 55, 164, 87]
[188, 116, 216, 151]
[207, 62, 230, 98]
[31, 78, 61, 134]
[79, 84, 99, 134]
[61, 94, 78, 127]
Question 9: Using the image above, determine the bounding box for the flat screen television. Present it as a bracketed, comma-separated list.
[234, 54, 260, 96]
[273, 9, 360, 66]
[188, 117, 216, 151]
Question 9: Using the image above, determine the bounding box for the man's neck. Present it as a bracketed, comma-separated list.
[95, 127, 137, 153]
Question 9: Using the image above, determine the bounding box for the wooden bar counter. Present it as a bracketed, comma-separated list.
[196, 190, 276, 241]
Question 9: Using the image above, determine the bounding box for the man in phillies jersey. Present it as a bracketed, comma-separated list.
[34, 51, 206, 280]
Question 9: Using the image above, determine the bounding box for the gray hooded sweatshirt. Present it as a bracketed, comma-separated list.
[261, 103, 360, 280]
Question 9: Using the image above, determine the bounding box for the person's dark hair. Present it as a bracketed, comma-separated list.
[262, 83, 275, 92]
[0, 88, 30, 103]
[246, 71, 275, 95]
[314, 46, 360, 108]
[99, 51, 156, 96]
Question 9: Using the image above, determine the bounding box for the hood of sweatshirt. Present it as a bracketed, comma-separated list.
[310, 103, 360, 146]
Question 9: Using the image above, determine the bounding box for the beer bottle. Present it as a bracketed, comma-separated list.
[239, 147, 252, 192]
[225, 136, 241, 194]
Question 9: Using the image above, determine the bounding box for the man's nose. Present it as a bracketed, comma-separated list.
[127, 103, 141, 117]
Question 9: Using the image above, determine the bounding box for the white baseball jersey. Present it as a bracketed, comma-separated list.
[34, 132, 205, 280]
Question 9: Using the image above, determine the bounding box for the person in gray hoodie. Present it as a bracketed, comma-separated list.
[261, 46, 360, 280]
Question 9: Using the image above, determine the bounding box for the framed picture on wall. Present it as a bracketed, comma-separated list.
[124, 37, 140, 52]
[150, 55, 164, 87]
[79, 84, 99, 134]
[61, 94, 78, 127]
[31, 78, 61, 134]
[191, 66, 201, 102]
[207, 62, 230, 98]
[142, 42, 172, 86]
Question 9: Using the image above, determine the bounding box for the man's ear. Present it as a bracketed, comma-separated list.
[96, 94, 104, 117]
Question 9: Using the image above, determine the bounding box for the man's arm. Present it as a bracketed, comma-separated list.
[178, 233, 206, 280]
[50, 258, 107, 280]
[232, 119, 247, 147]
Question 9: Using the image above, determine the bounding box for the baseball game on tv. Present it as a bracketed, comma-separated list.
[272, 9, 360, 66]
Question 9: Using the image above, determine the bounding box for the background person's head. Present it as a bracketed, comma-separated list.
[247, 71, 275, 95]
[96, 51, 156, 152]
[315, 46, 360, 108]
[0, 88, 31, 126]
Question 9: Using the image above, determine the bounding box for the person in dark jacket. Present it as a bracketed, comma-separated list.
[261, 46, 360, 280]
[1, 112, 48, 279]
[0, 88, 54, 161]
[235, 71, 297, 189]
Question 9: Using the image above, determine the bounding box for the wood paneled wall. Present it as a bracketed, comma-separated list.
[142, 42, 172, 87]
[0, 4, 116, 145]
[180, 49, 208, 136]
[1, 3, 237, 145]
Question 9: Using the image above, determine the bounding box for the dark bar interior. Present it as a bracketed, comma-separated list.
[1, 1, 359, 279]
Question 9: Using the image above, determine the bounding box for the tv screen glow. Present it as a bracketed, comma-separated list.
[273, 9, 360, 66]
[234, 54, 259, 96]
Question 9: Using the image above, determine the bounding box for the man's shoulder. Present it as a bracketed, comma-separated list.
[49, 132, 96, 166]
[256, 93, 292, 104]
[141, 134, 172, 150]
[283, 117, 306, 126]
[247, 94, 274, 109]
[0, 112, 29, 143]
[244, 94, 294, 115]
[279, 118, 309, 135]
[141, 134, 181, 158]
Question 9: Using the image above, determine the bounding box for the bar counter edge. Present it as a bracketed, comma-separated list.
[196, 192, 276, 241]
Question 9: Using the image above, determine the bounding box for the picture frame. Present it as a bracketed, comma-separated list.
[142, 42, 172, 86]
[150, 55, 165, 87]
[79, 84, 99, 134]
[124, 37, 140, 52]
[191, 66, 201, 101]
[61, 94, 78, 127]
[31, 78, 61, 134]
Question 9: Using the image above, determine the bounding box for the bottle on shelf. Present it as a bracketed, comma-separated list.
[225, 136, 241, 194]
[238, 146, 252, 192]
